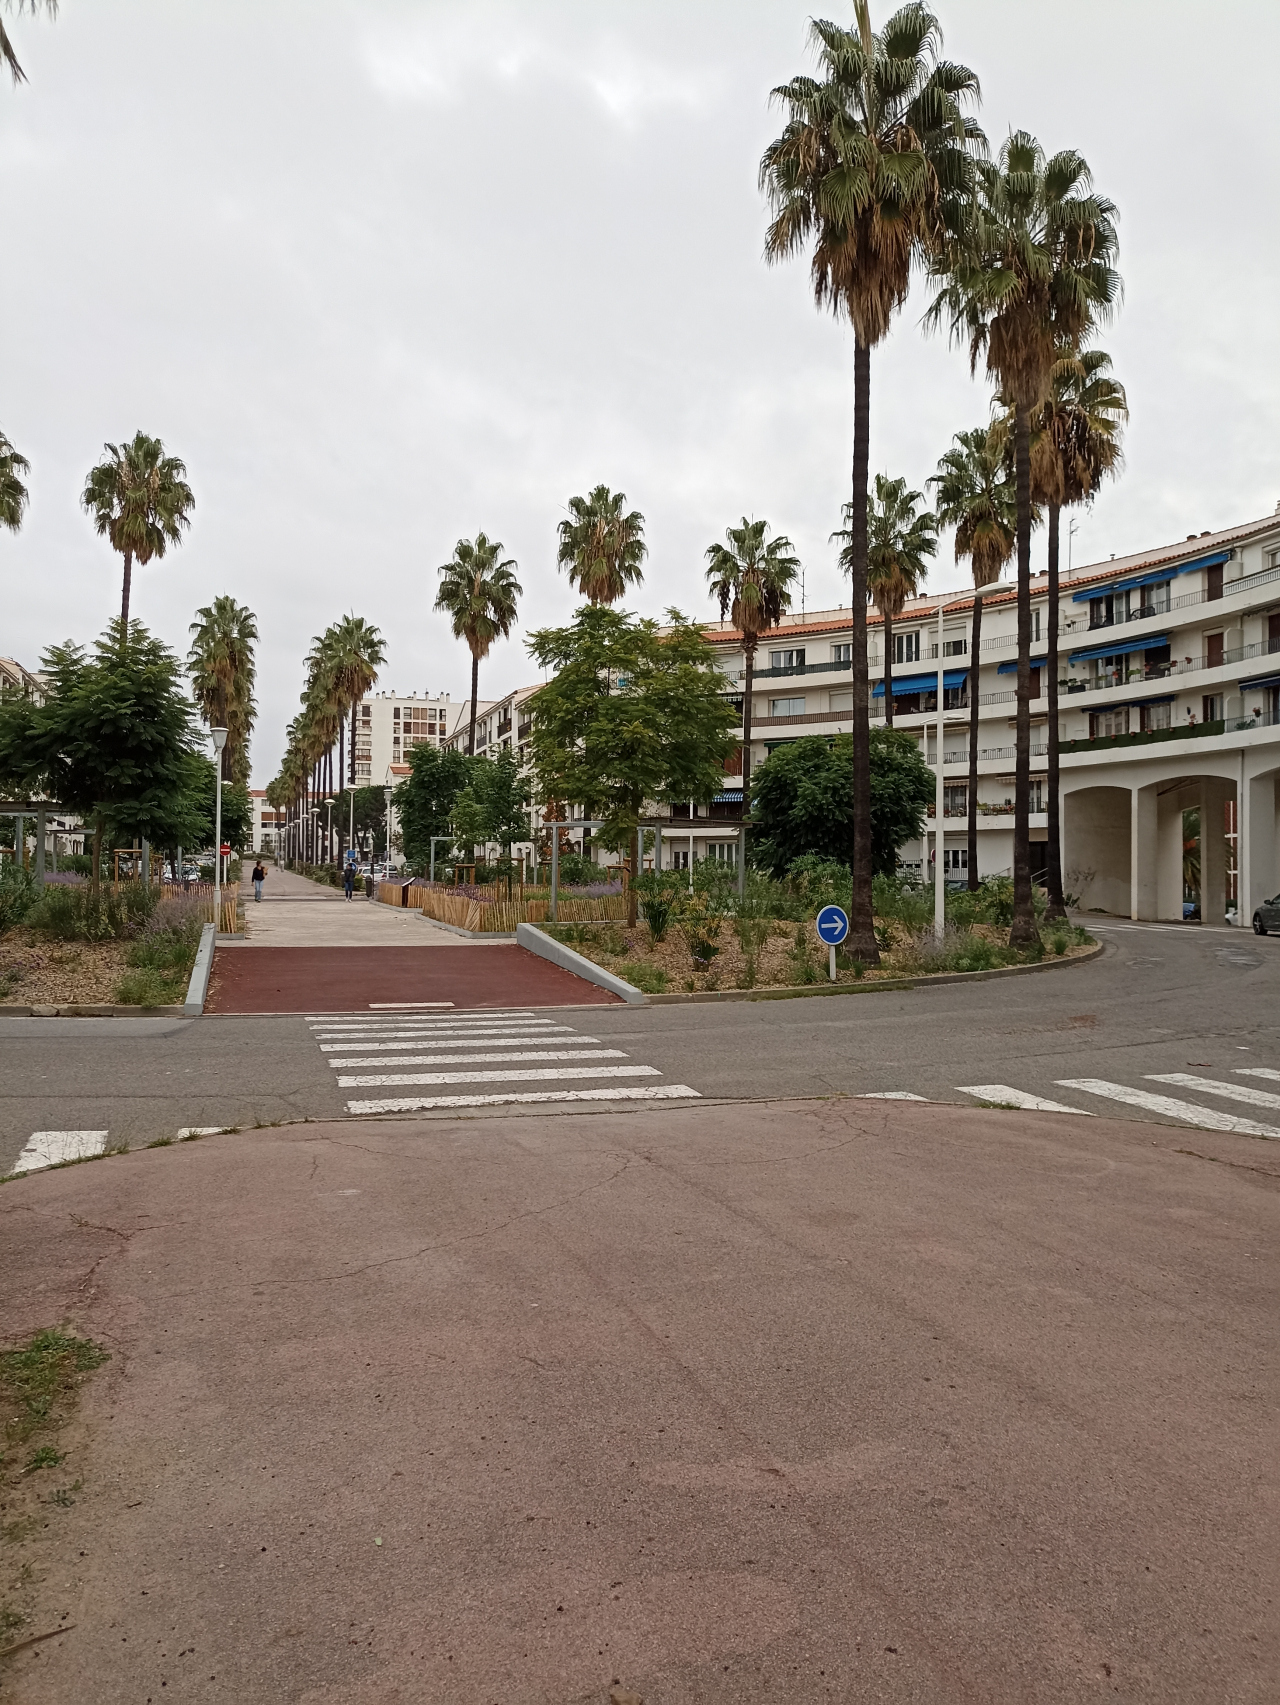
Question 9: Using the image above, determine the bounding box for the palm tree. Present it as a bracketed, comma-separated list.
[188, 597, 258, 784]
[81, 432, 195, 630]
[557, 486, 647, 605]
[434, 534, 521, 755]
[2, 0, 57, 85]
[834, 474, 936, 727]
[1029, 347, 1127, 917]
[761, 3, 983, 962]
[704, 520, 800, 812]
[930, 427, 1017, 890]
[927, 131, 1119, 945]
[0, 430, 29, 532]
[324, 615, 386, 789]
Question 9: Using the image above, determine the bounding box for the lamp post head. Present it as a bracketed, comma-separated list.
[211, 726, 228, 753]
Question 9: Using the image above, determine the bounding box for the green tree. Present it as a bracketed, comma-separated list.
[187, 596, 258, 785]
[434, 534, 521, 756]
[189, 758, 253, 854]
[0, 430, 29, 532]
[331, 787, 388, 859]
[526, 606, 738, 925]
[393, 743, 473, 872]
[324, 614, 386, 789]
[2, 0, 57, 86]
[451, 748, 531, 890]
[81, 432, 195, 630]
[557, 485, 647, 606]
[927, 130, 1119, 944]
[930, 426, 1017, 890]
[761, 1, 982, 964]
[834, 474, 937, 727]
[704, 517, 799, 812]
[749, 730, 934, 879]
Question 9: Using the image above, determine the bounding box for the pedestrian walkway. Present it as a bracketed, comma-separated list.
[239, 863, 457, 946]
[943, 1068, 1280, 1137]
[304, 1006, 698, 1113]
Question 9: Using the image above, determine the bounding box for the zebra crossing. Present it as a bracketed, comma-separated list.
[305, 1008, 701, 1115]
[954, 1070, 1280, 1138]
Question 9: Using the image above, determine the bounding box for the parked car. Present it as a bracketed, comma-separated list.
[1252, 894, 1280, 935]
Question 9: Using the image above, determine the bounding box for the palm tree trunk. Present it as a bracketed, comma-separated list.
[742, 641, 755, 801]
[1010, 405, 1038, 947]
[90, 816, 103, 898]
[349, 702, 357, 787]
[1045, 502, 1067, 919]
[966, 594, 982, 892]
[627, 824, 639, 928]
[468, 651, 480, 757]
[882, 610, 894, 728]
[848, 337, 880, 965]
[120, 549, 133, 631]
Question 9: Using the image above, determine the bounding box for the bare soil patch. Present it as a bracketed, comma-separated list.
[0, 931, 129, 1007]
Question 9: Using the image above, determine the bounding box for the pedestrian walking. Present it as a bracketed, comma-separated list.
[343, 861, 356, 901]
[252, 860, 266, 903]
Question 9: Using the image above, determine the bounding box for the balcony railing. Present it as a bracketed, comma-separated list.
[1060, 560, 1280, 635]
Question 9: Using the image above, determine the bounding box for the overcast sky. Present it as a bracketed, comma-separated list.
[5, 1, 1278, 785]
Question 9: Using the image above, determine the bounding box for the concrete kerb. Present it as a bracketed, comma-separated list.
[184, 922, 216, 1016]
[516, 922, 646, 1004]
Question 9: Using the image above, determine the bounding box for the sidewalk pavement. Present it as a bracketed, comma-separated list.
[2, 1097, 1274, 1703]
[238, 864, 458, 947]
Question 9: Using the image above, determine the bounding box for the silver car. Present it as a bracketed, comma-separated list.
[1252, 894, 1280, 935]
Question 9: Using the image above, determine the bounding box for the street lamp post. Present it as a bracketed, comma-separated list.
[383, 787, 393, 875]
[211, 727, 228, 933]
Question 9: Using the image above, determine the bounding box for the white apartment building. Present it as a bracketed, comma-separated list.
[353, 690, 467, 786]
[442, 687, 535, 761]
[700, 508, 1280, 923]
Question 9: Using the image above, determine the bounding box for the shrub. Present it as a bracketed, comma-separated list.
[633, 872, 682, 942]
[616, 960, 669, 995]
[0, 864, 36, 935]
[678, 888, 725, 970]
[731, 873, 775, 988]
[26, 881, 158, 942]
[873, 871, 933, 932]
[116, 895, 205, 1004]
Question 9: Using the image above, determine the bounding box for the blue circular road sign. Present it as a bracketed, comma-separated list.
[815, 905, 849, 945]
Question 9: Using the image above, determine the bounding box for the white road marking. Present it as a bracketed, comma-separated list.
[1236, 1067, 1280, 1082]
[307, 1011, 535, 1024]
[1056, 1079, 1280, 1140]
[326, 1048, 627, 1068]
[337, 1064, 660, 1088]
[14, 1130, 108, 1174]
[345, 1084, 701, 1114]
[1147, 1073, 1280, 1111]
[176, 1126, 231, 1138]
[957, 1085, 1093, 1115]
[367, 1002, 455, 1009]
[856, 1091, 928, 1101]
[309, 1021, 565, 1038]
[318, 1034, 600, 1054]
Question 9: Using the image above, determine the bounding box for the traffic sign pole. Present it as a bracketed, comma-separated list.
[829, 942, 836, 982]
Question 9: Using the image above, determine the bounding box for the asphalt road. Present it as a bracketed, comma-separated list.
[2, 921, 1278, 1177]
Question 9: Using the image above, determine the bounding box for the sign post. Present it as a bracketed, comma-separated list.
[815, 905, 849, 981]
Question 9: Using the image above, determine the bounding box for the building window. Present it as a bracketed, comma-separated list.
[1089, 592, 1115, 629]
[1094, 653, 1128, 689]
[707, 842, 738, 866]
[944, 784, 968, 816]
[669, 848, 690, 870]
[1090, 707, 1130, 739]
[1141, 580, 1172, 615]
[1033, 608, 1041, 642]
[770, 697, 805, 716]
[942, 847, 968, 873]
[943, 684, 968, 710]
[894, 631, 920, 664]
[1200, 695, 1222, 725]
[831, 643, 851, 664]
[1029, 779, 1045, 813]
[942, 635, 967, 656]
[769, 647, 805, 669]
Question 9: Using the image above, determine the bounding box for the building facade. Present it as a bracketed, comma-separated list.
[352, 691, 465, 787]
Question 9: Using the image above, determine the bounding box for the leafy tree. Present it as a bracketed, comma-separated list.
[0, 429, 29, 532]
[930, 425, 1017, 890]
[394, 743, 473, 871]
[81, 433, 195, 631]
[833, 474, 937, 726]
[187, 596, 258, 784]
[321, 614, 386, 788]
[761, 2, 982, 963]
[0, 620, 206, 892]
[331, 787, 388, 858]
[557, 485, 647, 606]
[704, 517, 799, 807]
[451, 748, 531, 890]
[189, 758, 252, 853]
[434, 534, 521, 756]
[526, 606, 738, 925]
[927, 130, 1119, 944]
[2, 0, 57, 86]
[749, 731, 934, 880]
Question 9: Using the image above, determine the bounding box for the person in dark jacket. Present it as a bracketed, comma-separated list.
[343, 861, 356, 900]
[251, 861, 266, 903]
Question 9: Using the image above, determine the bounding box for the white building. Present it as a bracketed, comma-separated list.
[353, 690, 466, 786]
[441, 687, 535, 761]
[698, 508, 1280, 922]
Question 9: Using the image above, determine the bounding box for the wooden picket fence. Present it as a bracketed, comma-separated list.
[379, 881, 626, 932]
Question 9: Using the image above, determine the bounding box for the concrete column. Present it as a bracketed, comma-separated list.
[1200, 777, 1232, 927]
[1238, 770, 1277, 921]
[34, 809, 46, 888]
[1131, 786, 1158, 920]
[1156, 787, 1185, 921]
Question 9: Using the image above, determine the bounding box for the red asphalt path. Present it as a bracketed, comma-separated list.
[205, 944, 621, 1013]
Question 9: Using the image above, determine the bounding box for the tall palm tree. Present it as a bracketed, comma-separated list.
[557, 486, 647, 605]
[704, 519, 800, 810]
[0, 430, 29, 532]
[927, 131, 1119, 945]
[188, 597, 258, 784]
[435, 534, 521, 755]
[1029, 347, 1127, 917]
[930, 427, 1017, 890]
[834, 474, 936, 727]
[325, 615, 386, 788]
[81, 431, 195, 630]
[761, 3, 983, 962]
[2, 0, 57, 85]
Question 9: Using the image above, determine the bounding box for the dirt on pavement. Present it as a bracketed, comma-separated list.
[0, 1098, 1275, 1703]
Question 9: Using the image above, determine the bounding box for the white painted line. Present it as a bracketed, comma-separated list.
[1147, 1073, 1280, 1111]
[957, 1085, 1093, 1115]
[13, 1130, 108, 1174]
[856, 1092, 928, 1101]
[327, 1048, 627, 1068]
[307, 1011, 534, 1024]
[1056, 1079, 1280, 1140]
[176, 1126, 230, 1138]
[309, 1021, 564, 1038]
[337, 1064, 661, 1088]
[367, 1002, 455, 1009]
[318, 1034, 599, 1054]
[345, 1084, 702, 1114]
[1236, 1067, 1280, 1082]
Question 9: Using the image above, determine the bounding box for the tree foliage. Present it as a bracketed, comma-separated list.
[749, 731, 934, 879]
[434, 533, 521, 756]
[557, 485, 647, 606]
[80, 432, 194, 629]
[394, 743, 473, 869]
[451, 747, 529, 864]
[0, 429, 30, 533]
[187, 595, 258, 784]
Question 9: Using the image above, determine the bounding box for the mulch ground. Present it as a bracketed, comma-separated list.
[0, 929, 128, 1006]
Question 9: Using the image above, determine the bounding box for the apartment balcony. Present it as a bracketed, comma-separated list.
[1059, 558, 1280, 636]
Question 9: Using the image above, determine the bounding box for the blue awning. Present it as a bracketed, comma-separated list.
[996, 658, 1047, 675]
[1068, 634, 1169, 665]
[1239, 672, 1280, 693]
[1072, 550, 1229, 603]
[872, 668, 968, 698]
[713, 789, 744, 803]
